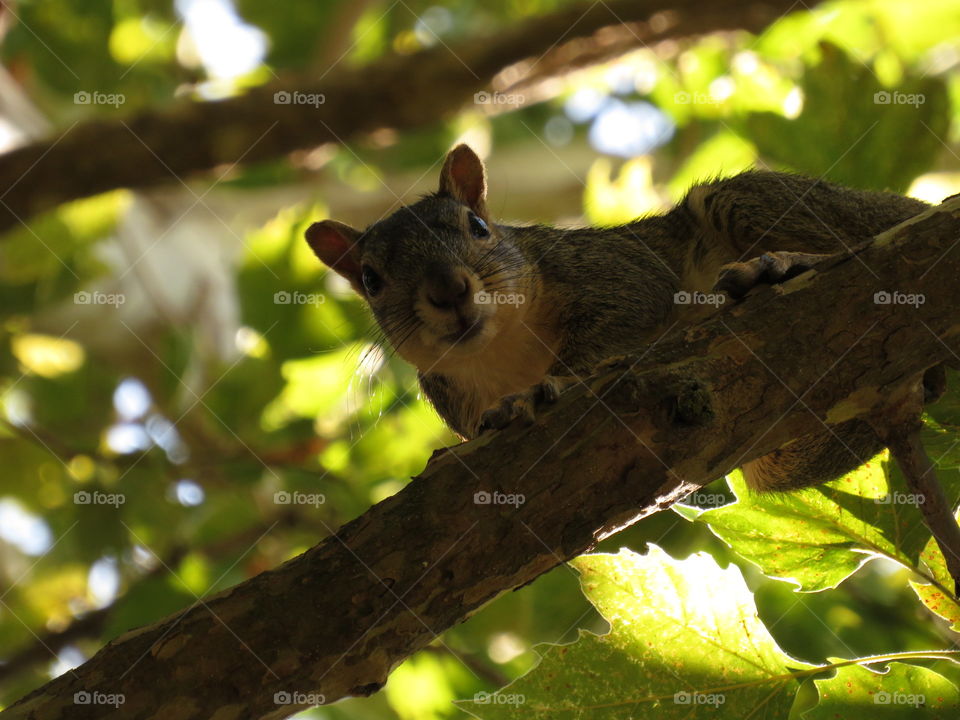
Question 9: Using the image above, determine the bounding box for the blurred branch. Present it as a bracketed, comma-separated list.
[0, 511, 300, 687]
[0, 418, 333, 489]
[0, 0, 815, 236]
[497, 7, 764, 98]
[4, 194, 959, 719]
[0, 421, 78, 463]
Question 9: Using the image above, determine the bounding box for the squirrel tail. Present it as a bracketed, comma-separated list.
[743, 419, 884, 492]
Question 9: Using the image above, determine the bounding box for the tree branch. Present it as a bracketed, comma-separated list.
[0, 0, 813, 235]
[869, 380, 960, 594]
[3, 196, 959, 719]
[889, 427, 960, 593]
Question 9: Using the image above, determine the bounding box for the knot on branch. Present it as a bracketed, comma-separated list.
[598, 362, 714, 430]
[672, 382, 715, 426]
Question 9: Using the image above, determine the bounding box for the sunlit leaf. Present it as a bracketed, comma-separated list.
[11, 334, 86, 378]
[457, 547, 813, 718]
[910, 520, 960, 631]
[804, 661, 959, 719]
[746, 43, 949, 191]
[686, 460, 931, 591]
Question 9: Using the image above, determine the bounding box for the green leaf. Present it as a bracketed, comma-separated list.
[920, 420, 960, 469]
[910, 524, 960, 631]
[688, 418, 960, 597]
[386, 652, 471, 720]
[745, 42, 950, 192]
[457, 547, 812, 718]
[104, 574, 196, 640]
[927, 369, 960, 423]
[234, 0, 342, 71]
[666, 131, 758, 202]
[0, 191, 126, 319]
[261, 343, 368, 430]
[690, 460, 931, 591]
[804, 661, 959, 719]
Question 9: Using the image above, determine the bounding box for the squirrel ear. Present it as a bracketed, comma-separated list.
[439, 144, 488, 216]
[305, 220, 364, 293]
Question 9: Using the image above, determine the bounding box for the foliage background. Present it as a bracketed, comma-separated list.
[1, 0, 960, 716]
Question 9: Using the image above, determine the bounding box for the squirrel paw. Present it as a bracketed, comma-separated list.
[478, 376, 575, 433]
[714, 251, 828, 300]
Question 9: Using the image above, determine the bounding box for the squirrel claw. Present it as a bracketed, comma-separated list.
[478, 376, 571, 433]
[714, 251, 828, 300]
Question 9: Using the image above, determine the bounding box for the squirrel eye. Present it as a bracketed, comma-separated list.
[468, 213, 489, 239]
[361, 265, 383, 297]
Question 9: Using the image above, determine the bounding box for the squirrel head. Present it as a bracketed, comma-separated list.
[305, 144, 532, 370]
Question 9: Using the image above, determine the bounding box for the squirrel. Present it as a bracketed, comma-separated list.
[305, 144, 930, 492]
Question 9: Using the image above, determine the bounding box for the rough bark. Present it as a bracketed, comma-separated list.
[3, 195, 959, 720]
[0, 0, 814, 235]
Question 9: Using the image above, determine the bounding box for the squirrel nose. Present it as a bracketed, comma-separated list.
[425, 268, 470, 310]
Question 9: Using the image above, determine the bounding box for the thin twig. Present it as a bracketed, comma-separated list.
[885, 425, 960, 595]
